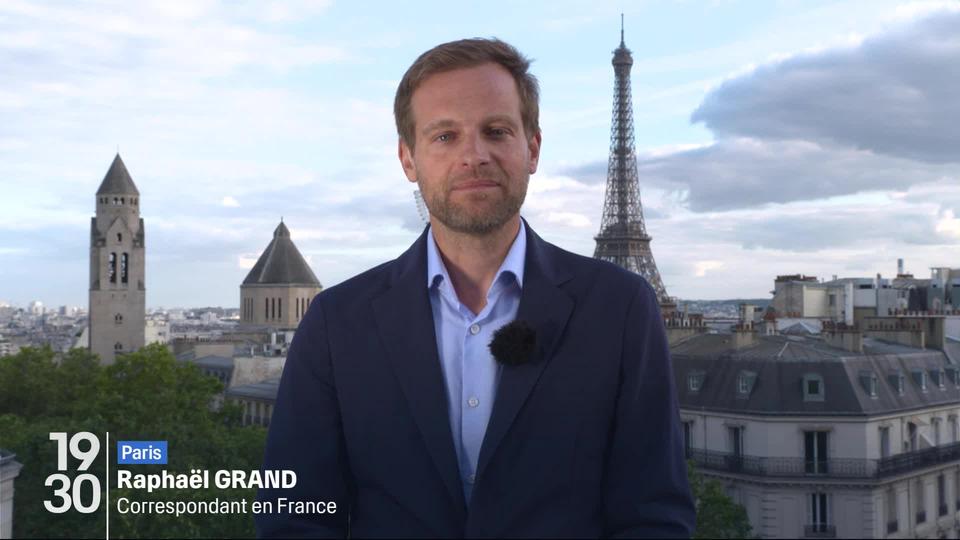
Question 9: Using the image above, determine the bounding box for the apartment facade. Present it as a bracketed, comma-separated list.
[674, 331, 960, 538]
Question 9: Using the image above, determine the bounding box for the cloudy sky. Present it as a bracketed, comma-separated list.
[1, 0, 957, 308]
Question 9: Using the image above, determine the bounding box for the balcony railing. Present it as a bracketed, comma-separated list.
[688, 440, 960, 479]
[804, 524, 836, 538]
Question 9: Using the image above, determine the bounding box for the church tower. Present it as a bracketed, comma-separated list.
[240, 221, 322, 330]
[89, 154, 146, 364]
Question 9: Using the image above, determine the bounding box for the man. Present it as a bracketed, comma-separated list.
[257, 38, 695, 538]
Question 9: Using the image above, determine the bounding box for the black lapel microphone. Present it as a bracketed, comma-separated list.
[489, 320, 537, 366]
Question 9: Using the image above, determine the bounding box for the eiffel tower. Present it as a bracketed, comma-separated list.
[594, 17, 674, 311]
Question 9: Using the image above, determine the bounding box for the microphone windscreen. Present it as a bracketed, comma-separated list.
[489, 320, 537, 366]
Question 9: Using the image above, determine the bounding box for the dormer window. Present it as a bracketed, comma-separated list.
[931, 369, 946, 389]
[803, 373, 825, 402]
[737, 370, 757, 397]
[859, 371, 879, 398]
[912, 370, 927, 392]
[688, 371, 705, 392]
[888, 371, 905, 395]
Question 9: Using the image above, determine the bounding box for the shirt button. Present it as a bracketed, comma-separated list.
[469, 323, 480, 335]
[467, 396, 479, 408]
[467, 474, 476, 484]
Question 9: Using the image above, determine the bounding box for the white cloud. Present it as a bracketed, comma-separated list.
[691, 8, 960, 163]
[221, 196, 240, 207]
[694, 260, 724, 277]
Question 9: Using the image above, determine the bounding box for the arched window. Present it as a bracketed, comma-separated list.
[108, 252, 117, 283]
[121, 253, 128, 284]
[121, 197, 125, 204]
[114, 342, 123, 351]
[117, 233, 122, 242]
[114, 313, 123, 324]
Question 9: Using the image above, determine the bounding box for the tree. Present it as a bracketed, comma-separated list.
[688, 460, 755, 539]
[0, 344, 266, 538]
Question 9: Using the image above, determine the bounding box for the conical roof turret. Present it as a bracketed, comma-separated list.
[96, 154, 140, 195]
[242, 221, 320, 286]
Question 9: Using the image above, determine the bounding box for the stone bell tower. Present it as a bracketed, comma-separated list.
[89, 154, 146, 364]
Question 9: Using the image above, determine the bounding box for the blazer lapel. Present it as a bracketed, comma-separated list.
[475, 222, 575, 483]
[371, 228, 468, 519]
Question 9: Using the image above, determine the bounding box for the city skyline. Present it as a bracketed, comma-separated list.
[1, 0, 958, 308]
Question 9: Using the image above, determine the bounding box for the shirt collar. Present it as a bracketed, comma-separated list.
[426, 220, 527, 296]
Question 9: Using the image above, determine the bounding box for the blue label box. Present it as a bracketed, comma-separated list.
[117, 440, 168, 464]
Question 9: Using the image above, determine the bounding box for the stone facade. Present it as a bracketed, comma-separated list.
[240, 221, 321, 330]
[89, 154, 145, 364]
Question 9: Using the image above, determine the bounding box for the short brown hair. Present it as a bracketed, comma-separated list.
[394, 38, 540, 150]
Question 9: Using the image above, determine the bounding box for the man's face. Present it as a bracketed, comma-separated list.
[399, 62, 541, 236]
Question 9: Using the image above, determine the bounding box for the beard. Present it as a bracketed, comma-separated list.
[422, 167, 528, 236]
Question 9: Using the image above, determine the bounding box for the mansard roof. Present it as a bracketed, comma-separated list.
[242, 221, 321, 286]
[96, 154, 140, 195]
[673, 332, 957, 416]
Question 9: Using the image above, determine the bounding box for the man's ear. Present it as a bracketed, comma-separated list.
[527, 130, 542, 174]
[398, 139, 418, 183]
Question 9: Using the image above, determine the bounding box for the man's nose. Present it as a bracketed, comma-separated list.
[459, 131, 491, 169]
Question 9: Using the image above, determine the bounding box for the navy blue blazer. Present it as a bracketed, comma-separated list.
[256, 222, 695, 538]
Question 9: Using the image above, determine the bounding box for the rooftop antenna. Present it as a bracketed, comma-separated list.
[620, 13, 624, 47]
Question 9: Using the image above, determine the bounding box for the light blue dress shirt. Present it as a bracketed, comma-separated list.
[426, 220, 526, 504]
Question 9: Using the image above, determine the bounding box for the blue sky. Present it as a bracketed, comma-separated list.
[1, 0, 958, 308]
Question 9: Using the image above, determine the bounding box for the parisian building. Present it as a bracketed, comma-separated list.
[674, 310, 960, 538]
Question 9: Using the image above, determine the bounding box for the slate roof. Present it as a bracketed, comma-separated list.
[673, 333, 959, 416]
[96, 154, 140, 195]
[242, 221, 321, 286]
[226, 377, 280, 402]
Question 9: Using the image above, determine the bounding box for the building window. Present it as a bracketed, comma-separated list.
[803, 374, 825, 401]
[955, 470, 960, 511]
[682, 421, 693, 458]
[886, 488, 898, 533]
[114, 342, 122, 351]
[117, 233, 122, 242]
[278, 298, 282, 319]
[724, 425, 744, 472]
[930, 369, 945, 389]
[916, 478, 926, 524]
[114, 313, 123, 325]
[264, 298, 269, 320]
[888, 371, 905, 395]
[804, 431, 829, 474]
[108, 252, 117, 283]
[736, 371, 756, 397]
[907, 422, 918, 452]
[933, 417, 942, 446]
[808, 492, 830, 534]
[951, 415, 958, 443]
[688, 371, 705, 392]
[912, 370, 927, 392]
[270, 297, 275, 320]
[938, 474, 947, 516]
[879, 426, 890, 458]
[120, 253, 128, 284]
[859, 370, 878, 397]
